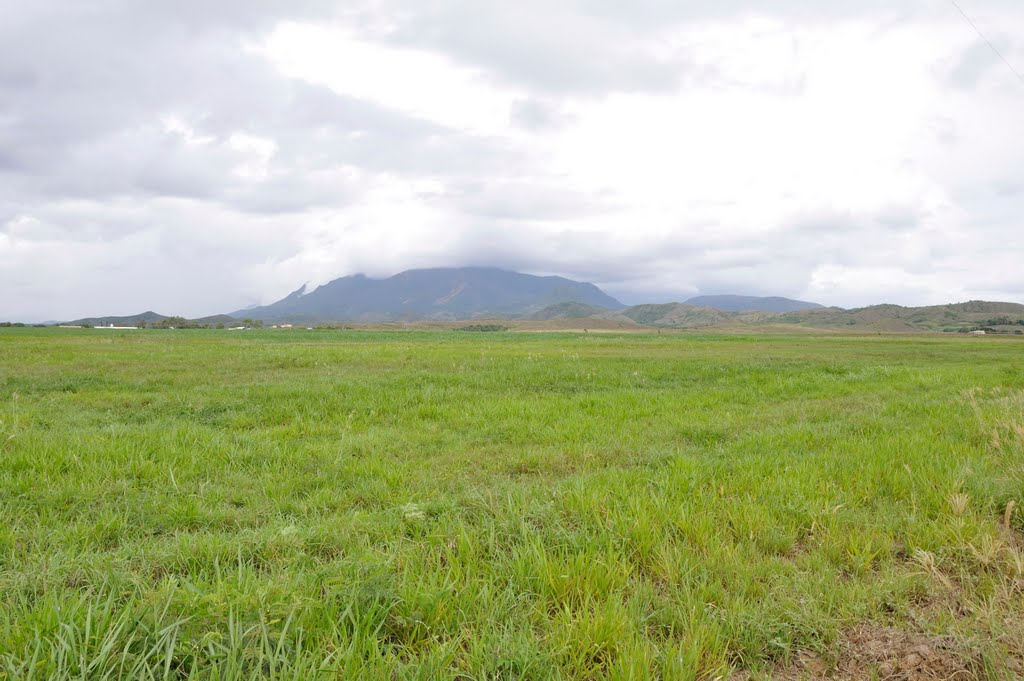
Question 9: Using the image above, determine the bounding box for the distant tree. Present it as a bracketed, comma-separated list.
[154, 316, 188, 329]
[457, 324, 509, 332]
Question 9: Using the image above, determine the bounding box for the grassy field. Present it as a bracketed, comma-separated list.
[0, 328, 1022, 679]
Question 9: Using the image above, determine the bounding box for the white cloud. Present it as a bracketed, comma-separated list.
[227, 133, 278, 181]
[259, 22, 524, 135]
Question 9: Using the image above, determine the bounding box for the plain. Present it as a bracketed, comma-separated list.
[0, 328, 1022, 679]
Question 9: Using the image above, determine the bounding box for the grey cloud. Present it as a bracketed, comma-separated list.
[428, 219, 812, 303]
[581, 0, 951, 25]
[361, 0, 958, 99]
[368, 2, 688, 94]
[793, 213, 859, 235]
[928, 116, 960, 146]
[993, 182, 1023, 197]
[0, 152, 25, 173]
[446, 182, 620, 221]
[947, 39, 1003, 88]
[0, 0, 527, 221]
[793, 205, 925, 237]
[876, 206, 925, 231]
[510, 99, 573, 132]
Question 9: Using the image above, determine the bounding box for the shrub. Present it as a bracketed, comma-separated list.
[457, 324, 509, 332]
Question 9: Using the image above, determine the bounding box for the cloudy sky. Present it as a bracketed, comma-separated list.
[1, 0, 1022, 321]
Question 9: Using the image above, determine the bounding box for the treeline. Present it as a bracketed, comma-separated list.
[134, 318, 263, 329]
[961, 317, 1024, 334]
[957, 325, 1024, 335]
[457, 324, 510, 332]
[978, 317, 1024, 327]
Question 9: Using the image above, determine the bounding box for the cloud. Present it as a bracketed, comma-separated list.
[1, 0, 1024, 321]
[364, 2, 689, 95]
[510, 99, 573, 132]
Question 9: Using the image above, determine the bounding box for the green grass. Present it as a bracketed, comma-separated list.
[0, 328, 1022, 679]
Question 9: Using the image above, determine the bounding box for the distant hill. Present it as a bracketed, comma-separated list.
[65, 311, 240, 328]
[193, 314, 238, 325]
[771, 301, 1024, 333]
[528, 302, 617, 321]
[620, 303, 735, 328]
[526, 299, 1024, 333]
[684, 295, 823, 312]
[68, 311, 169, 327]
[617, 303, 779, 328]
[233, 267, 625, 322]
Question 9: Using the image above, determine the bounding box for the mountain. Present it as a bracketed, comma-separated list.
[232, 267, 625, 322]
[684, 295, 823, 313]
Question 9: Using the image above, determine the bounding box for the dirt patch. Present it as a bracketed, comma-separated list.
[739, 626, 984, 680]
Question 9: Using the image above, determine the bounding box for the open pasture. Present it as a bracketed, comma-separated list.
[0, 329, 1022, 679]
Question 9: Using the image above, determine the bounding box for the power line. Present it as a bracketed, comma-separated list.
[949, 0, 1024, 85]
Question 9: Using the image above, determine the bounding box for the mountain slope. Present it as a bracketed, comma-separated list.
[233, 267, 625, 322]
[684, 295, 823, 312]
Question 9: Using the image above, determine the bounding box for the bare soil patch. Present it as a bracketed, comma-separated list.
[740, 626, 984, 680]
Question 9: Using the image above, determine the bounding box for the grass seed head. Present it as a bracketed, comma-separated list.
[948, 493, 970, 518]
